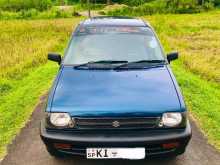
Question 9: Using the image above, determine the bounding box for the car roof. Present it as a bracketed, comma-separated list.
[81, 16, 149, 27]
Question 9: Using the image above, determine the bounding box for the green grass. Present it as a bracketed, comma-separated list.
[0, 18, 81, 78]
[143, 10, 220, 83]
[0, 63, 57, 157]
[0, 11, 220, 158]
[0, 17, 82, 158]
[172, 61, 220, 150]
[143, 11, 220, 149]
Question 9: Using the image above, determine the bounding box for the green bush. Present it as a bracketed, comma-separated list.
[71, 8, 80, 16]
[0, 0, 52, 11]
[121, 0, 146, 6]
[19, 9, 39, 18]
[107, 1, 167, 16]
[107, 0, 214, 16]
[54, 9, 69, 18]
[37, 0, 53, 11]
[0, 6, 82, 20]
[203, 1, 215, 10]
[214, 0, 220, 6]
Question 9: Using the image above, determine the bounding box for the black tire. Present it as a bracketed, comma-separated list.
[46, 145, 66, 158]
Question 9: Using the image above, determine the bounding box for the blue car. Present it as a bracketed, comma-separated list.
[40, 17, 191, 160]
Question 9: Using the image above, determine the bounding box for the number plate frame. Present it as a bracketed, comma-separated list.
[86, 148, 145, 160]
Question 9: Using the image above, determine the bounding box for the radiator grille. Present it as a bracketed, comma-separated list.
[74, 117, 160, 130]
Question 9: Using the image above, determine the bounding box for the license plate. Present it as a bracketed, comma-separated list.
[86, 148, 145, 160]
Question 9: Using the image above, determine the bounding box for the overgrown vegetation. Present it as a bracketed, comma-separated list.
[0, 0, 104, 19]
[106, 0, 220, 16]
[0, 6, 82, 19]
[0, 0, 53, 11]
[0, 0, 220, 19]
[0, 18, 82, 158]
[143, 12, 220, 83]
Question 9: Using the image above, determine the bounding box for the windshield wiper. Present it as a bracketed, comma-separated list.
[74, 60, 128, 69]
[114, 60, 166, 70]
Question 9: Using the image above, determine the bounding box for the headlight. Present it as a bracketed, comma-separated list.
[50, 113, 73, 127]
[161, 112, 182, 127]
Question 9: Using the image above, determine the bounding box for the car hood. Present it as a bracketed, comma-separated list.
[50, 66, 181, 117]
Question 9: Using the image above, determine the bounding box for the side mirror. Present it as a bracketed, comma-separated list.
[167, 52, 178, 63]
[48, 53, 62, 65]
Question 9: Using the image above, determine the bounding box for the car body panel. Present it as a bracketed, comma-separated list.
[49, 65, 184, 117]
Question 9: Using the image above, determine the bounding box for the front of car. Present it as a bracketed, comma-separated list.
[40, 17, 191, 159]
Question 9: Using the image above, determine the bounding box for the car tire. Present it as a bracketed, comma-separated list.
[46, 146, 65, 158]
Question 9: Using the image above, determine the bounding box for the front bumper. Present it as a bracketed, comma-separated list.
[40, 120, 192, 157]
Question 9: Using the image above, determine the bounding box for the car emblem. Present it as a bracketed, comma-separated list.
[112, 121, 120, 128]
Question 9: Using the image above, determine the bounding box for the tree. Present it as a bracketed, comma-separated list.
[165, 0, 180, 8]
[198, 0, 204, 5]
[107, 0, 112, 5]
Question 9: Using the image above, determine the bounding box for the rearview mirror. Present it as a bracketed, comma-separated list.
[48, 53, 62, 65]
[167, 52, 178, 63]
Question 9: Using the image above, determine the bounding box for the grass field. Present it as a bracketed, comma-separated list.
[0, 11, 220, 158]
[0, 18, 82, 158]
[144, 13, 220, 83]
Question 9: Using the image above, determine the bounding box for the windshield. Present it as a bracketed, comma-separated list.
[63, 26, 165, 65]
